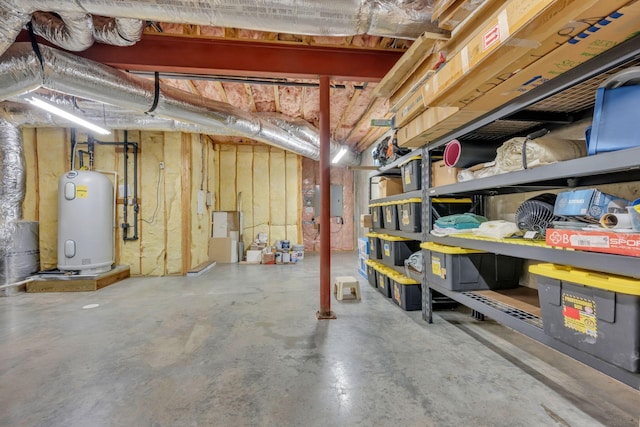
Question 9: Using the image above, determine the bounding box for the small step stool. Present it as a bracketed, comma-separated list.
[334, 276, 361, 301]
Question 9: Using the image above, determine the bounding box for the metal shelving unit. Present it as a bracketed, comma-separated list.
[430, 235, 640, 279]
[370, 189, 421, 204]
[425, 284, 640, 389]
[419, 34, 640, 388]
[371, 227, 421, 241]
[428, 145, 640, 197]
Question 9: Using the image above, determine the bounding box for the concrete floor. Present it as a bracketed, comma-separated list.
[0, 252, 638, 427]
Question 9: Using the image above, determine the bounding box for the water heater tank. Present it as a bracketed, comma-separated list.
[57, 170, 114, 274]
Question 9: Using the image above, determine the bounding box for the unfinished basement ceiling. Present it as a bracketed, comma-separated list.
[151, 23, 411, 151]
[2, 1, 446, 153]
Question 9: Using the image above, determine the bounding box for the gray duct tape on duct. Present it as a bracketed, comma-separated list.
[443, 139, 504, 169]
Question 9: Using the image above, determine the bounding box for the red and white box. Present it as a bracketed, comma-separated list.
[546, 229, 640, 257]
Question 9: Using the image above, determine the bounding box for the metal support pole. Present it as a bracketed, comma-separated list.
[317, 75, 335, 320]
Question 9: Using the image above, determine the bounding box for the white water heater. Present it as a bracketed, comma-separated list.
[57, 170, 114, 274]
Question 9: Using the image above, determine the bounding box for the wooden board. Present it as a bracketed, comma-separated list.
[474, 287, 541, 318]
[373, 31, 449, 98]
[26, 265, 130, 293]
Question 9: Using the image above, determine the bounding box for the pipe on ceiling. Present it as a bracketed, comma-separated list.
[0, 43, 359, 164]
[31, 11, 95, 51]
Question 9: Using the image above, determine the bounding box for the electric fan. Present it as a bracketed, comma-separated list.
[515, 193, 559, 238]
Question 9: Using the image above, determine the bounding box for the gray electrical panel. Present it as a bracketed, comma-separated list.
[314, 185, 343, 217]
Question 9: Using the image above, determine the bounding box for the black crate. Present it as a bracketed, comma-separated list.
[422, 242, 522, 291]
[383, 204, 398, 230]
[377, 269, 392, 298]
[391, 276, 422, 311]
[532, 264, 640, 373]
[381, 237, 420, 267]
[367, 233, 382, 260]
[398, 199, 421, 233]
[401, 157, 422, 192]
[366, 263, 377, 288]
[371, 205, 384, 228]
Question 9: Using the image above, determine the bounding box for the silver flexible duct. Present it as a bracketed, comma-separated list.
[0, 119, 25, 225]
[0, 119, 25, 262]
[0, 6, 29, 59]
[0, 0, 438, 59]
[0, 99, 234, 135]
[0, 44, 357, 163]
[31, 11, 95, 51]
[92, 16, 144, 46]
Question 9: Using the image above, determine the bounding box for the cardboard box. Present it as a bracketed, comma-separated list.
[211, 211, 239, 238]
[397, 106, 460, 147]
[430, 1, 636, 111]
[208, 237, 238, 263]
[546, 229, 640, 257]
[261, 252, 275, 264]
[392, 75, 432, 128]
[378, 177, 403, 198]
[431, 160, 459, 188]
[245, 250, 262, 263]
[360, 214, 373, 228]
[422, 0, 627, 109]
[554, 189, 629, 222]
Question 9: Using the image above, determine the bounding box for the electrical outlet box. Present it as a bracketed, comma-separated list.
[206, 191, 213, 207]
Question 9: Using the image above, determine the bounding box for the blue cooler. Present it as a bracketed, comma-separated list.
[587, 67, 640, 155]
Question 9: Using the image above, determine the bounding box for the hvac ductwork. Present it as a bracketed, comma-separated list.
[0, 43, 359, 164]
[0, 0, 439, 57]
[0, 119, 39, 286]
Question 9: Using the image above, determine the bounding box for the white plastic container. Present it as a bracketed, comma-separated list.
[57, 171, 114, 274]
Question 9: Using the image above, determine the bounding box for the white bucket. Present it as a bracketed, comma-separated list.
[292, 244, 305, 260]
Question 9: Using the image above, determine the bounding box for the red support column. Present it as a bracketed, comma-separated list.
[317, 75, 336, 320]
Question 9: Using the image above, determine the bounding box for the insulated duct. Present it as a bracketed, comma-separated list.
[0, 0, 439, 57]
[0, 119, 39, 285]
[0, 119, 25, 225]
[0, 43, 358, 164]
[31, 11, 95, 52]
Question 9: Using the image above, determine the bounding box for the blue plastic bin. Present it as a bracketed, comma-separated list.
[587, 67, 640, 155]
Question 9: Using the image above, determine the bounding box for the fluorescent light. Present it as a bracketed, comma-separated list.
[27, 97, 111, 135]
[332, 147, 348, 164]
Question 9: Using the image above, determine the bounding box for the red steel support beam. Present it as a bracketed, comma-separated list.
[15, 32, 402, 82]
[317, 75, 335, 320]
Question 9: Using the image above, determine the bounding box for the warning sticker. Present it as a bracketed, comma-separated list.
[402, 210, 410, 225]
[393, 283, 401, 303]
[562, 293, 597, 338]
[76, 185, 88, 198]
[383, 243, 391, 257]
[378, 275, 385, 289]
[404, 171, 411, 185]
[431, 255, 445, 279]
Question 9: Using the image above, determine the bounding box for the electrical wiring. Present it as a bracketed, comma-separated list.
[141, 164, 164, 224]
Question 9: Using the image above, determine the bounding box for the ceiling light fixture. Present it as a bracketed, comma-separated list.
[332, 147, 348, 164]
[26, 97, 111, 135]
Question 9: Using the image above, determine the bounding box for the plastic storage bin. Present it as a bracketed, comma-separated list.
[398, 198, 421, 233]
[400, 156, 422, 192]
[365, 259, 378, 288]
[366, 232, 382, 260]
[383, 203, 399, 230]
[381, 235, 420, 267]
[531, 263, 640, 372]
[587, 68, 640, 155]
[370, 203, 384, 228]
[390, 272, 421, 311]
[421, 242, 522, 291]
[376, 266, 393, 298]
